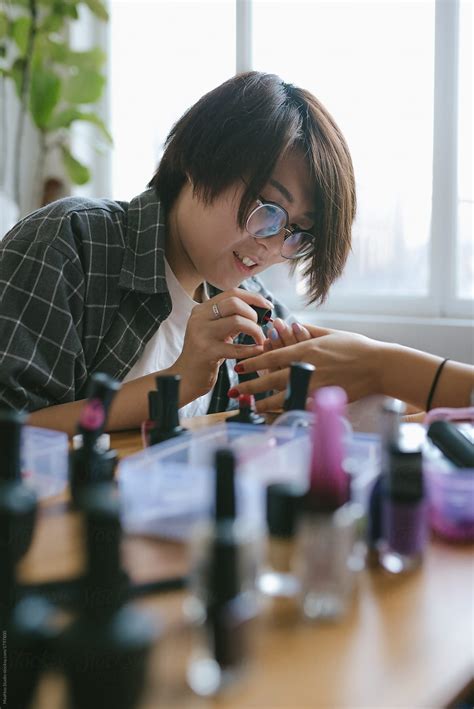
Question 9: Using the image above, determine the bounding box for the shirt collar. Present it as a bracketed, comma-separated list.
[119, 187, 169, 294]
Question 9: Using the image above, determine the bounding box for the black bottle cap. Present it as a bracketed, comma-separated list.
[154, 374, 183, 434]
[0, 408, 26, 482]
[207, 533, 240, 610]
[148, 390, 159, 421]
[0, 481, 37, 564]
[266, 483, 305, 538]
[427, 420, 474, 468]
[283, 361, 315, 412]
[214, 449, 236, 522]
[80, 484, 128, 615]
[251, 305, 273, 325]
[367, 475, 383, 545]
[384, 443, 424, 502]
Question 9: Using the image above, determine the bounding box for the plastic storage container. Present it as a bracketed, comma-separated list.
[21, 426, 69, 499]
[118, 423, 380, 541]
[425, 465, 474, 542]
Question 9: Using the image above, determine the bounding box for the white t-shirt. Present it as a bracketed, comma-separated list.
[123, 259, 214, 418]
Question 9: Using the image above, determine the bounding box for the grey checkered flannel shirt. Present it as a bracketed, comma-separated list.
[0, 187, 290, 413]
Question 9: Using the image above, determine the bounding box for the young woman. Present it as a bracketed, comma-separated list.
[0, 72, 355, 434]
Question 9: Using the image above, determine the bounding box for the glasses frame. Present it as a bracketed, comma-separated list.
[245, 197, 314, 260]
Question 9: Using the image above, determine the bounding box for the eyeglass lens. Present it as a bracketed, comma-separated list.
[247, 204, 313, 258]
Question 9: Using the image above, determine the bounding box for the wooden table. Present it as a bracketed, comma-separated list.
[17, 415, 474, 708]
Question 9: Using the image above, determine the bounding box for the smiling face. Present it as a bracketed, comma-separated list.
[166, 149, 315, 296]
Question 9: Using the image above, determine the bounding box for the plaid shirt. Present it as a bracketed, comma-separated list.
[0, 187, 290, 413]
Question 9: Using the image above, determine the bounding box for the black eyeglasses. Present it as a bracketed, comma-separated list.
[245, 197, 315, 260]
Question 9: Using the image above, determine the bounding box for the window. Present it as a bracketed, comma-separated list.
[106, 0, 472, 323]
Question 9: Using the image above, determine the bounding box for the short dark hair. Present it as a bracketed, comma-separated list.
[149, 71, 356, 305]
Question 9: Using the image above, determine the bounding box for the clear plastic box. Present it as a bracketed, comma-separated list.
[118, 422, 380, 541]
[425, 464, 474, 542]
[21, 425, 69, 499]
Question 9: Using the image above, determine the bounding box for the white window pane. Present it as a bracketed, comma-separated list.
[253, 0, 434, 298]
[456, 0, 473, 300]
[110, 0, 235, 200]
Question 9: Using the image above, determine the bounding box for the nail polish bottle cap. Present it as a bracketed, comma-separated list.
[385, 444, 424, 502]
[284, 361, 315, 412]
[266, 483, 305, 538]
[148, 390, 159, 421]
[0, 409, 26, 482]
[214, 448, 236, 522]
[251, 305, 273, 325]
[154, 374, 183, 433]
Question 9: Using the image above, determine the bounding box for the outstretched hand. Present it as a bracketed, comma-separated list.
[231, 326, 383, 412]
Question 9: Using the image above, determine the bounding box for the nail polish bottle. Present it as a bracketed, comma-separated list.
[0, 408, 37, 561]
[295, 387, 364, 620]
[251, 305, 273, 325]
[147, 374, 185, 446]
[0, 453, 58, 709]
[59, 484, 158, 709]
[379, 443, 427, 574]
[186, 449, 259, 696]
[226, 394, 265, 425]
[367, 398, 406, 561]
[70, 373, 120, 507]
[309, 386, 350, 509]
[4, 594, 62, 709]
[85, 371, 122, 433]
[283, 361, 315, 412]
[258, 483, 304, 622]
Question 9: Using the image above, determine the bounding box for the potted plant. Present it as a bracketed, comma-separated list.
[0, 0, 111, 218]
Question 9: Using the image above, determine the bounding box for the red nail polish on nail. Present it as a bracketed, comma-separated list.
[227, 387, 239, 398]
[234, 364, 244, 373]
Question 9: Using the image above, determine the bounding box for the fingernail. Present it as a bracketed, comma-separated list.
[234, 364, 244, 373]
[292, 322, 302, 334]
[270, 329, 279, 341]
[227, 387, 240, 398]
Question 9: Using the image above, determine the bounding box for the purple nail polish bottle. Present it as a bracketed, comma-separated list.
[380, 443, 428, 574]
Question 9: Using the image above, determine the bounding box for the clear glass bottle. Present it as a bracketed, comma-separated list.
[295, 501, 365, 621]
[258, 482, 304, 623]
[185, 449, 260, 696]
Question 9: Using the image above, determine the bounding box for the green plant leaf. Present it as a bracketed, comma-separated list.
[62, 68, 105, 104]
[0, 12, 8, 39]
[12, 16, 31, 55]
[0, 44, 6, 58]
[47, 107, 112, 143]
[39, 13, 64, 32]
[70, 47, 106, 70]
[47, 43, 106, 71]
[82, 0, 109, 21]
[10, 58, 26, 96]
[30, 64, 61, 128]
[61, 146, 91, 184]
